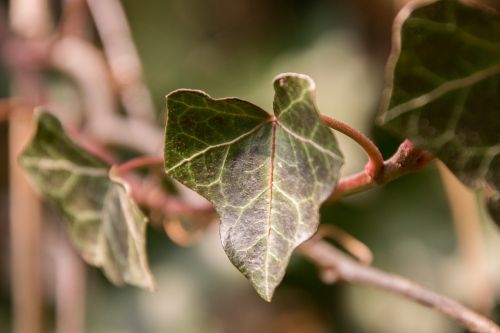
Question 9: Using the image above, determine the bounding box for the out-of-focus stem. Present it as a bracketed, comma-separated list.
[9, 108, 43, 333]
[55, 230, 86, 333]
[113, 155, 164, 175]
[9, 0, 53, 38]
[60, 0, 91, 38]
[8, 0, 50, 331]
[86, 0, 156, 122]
[299, 239, 500, 333]
[51, 37, 163, 155]
[0, 99, 12, 121]
[126, 175, 215, 217]
[438, 162, 493, 314]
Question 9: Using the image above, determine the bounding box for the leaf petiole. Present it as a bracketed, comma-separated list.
[320, 114, 384, 181]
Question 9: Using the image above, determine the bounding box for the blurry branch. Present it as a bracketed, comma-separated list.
[54, 230, 86, 333]
[162, 217, 210, 247]
[86, 0, 156, 122]
[50, 38, 114, 120]
[9, 0, 53, 39]
[50, 37, 163, 155]
[0, 99, 12, 121]
[0, 100, 38, 122]
[327, 139, 434, 203]
[126, 175, 215, 218]
[299, 238, 500, 333]
[4, 0, 164, 156]
[112, 155, 164, 175]
[7, 1, 49, 332]
[9, 108, 43, 333]
[60, 0, 91, 38]
[438, 163, 493, 315]
[315, 225, 373, 268]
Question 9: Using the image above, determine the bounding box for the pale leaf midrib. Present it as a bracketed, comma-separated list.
[21, 157, 108, 177]
[263, 120, 277, 300]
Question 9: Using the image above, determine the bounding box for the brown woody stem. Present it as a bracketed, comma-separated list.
[299, 239, 500, 333]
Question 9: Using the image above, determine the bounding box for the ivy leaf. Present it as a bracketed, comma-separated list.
[20, 111, 155, 290]
[164, 73, 343, 301]
[380, 0, 500, 224]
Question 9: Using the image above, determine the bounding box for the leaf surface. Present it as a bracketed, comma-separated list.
[20, 111, 155, 290]
[164, 73, 343, 300]
[380, 0, 500, 224]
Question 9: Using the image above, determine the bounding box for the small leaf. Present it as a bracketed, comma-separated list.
[20, 111, 155, 290]
[164, 73, 343, 300]
[380, 0, 500, 224]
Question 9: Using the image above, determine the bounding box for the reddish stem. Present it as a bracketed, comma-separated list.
[126, 175, 215, 217]
[65, 123, 116, 164]
[329, 172, 373, 200]
[113, 155, 164, 175]
[0, 99, 11, 122]
[113, 156, 215, 217]
[0, 99, 36, 122]
[321, 114, 384, 180]
[327, 139, 434, 203]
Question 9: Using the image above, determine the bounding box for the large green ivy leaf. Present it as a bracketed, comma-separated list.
[380, 0, 500, 224]
[164, 73, 343, 300]
[20, 111, 155, 290]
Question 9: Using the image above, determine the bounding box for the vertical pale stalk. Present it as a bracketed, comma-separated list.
[9, 0, 52, 38]
[9, 1, 52, 331]
[9, 109, 43, 333]
[438, 162, 493, 314]
[55, 232, 86, 333]
[86, 0, 156, 122]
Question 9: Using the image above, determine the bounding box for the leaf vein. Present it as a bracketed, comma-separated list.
[277, 122, 339, 159]
[21, 157, 108, 176]
[166, 120, 270, 173]
[385, 64, 500, 122]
